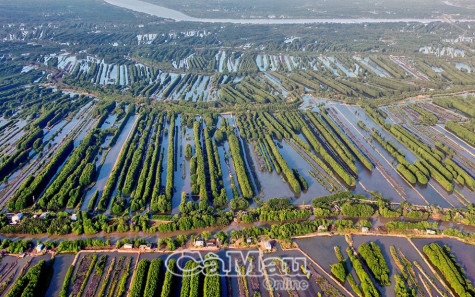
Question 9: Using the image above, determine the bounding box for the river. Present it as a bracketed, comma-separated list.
[103, 0, 475, 24]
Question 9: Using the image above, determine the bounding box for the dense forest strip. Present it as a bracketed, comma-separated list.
[306, 111, 358, 174]
[142, 115, 164, 206]
[300, 112, 355, 186]
[193, 119, 209, 209]
[227, 131, 254, 199]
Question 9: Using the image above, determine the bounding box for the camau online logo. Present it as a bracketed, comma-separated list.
[165, 250, 310, 291]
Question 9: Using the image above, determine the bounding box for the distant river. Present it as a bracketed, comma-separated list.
[104, 0, 473, 24]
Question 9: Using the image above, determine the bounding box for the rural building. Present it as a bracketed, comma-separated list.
[139, 244, 152, 250]
[264, 241, 272, 252]
[206, 239, 217, 248]
[194, 238, 204, 247]
[12, 213, 24, 224]
[426, 229, 436, 235]
[122, 243, 133, 249]
[36, 244, 44, 252]
[361, 226, 370, 233]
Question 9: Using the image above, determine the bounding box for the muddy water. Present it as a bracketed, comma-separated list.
[327, 104, 424, 204]
[353, 235, 449, 297]
[217, 142, 237, 202]
[47, 101, 93, 148]
[218, 51, 226, 73]
[351, 158, 405, 203]
[256, 54, 265, 71]
[434, 124, 474, 162]
[276, 140, 330, 201]
[354, 57, 390, 77]
[46, 253, 75, 296]
[295, 236, 357, 295]
[217, 116, 241, 202]
[328, 103, 455, 207]
[99, 113, 118, 130]
[318, 56, 340, 76]
[248, 141, 294, 199]
[159, 119, 171, 202]
[329, 57, 357, 77]
[172, 116, 192, 214]
[81, 114, 139, 211]
[0, 254, 50, 295]
[412, 237, 475, 284]
[267, 246, 347, 296]
[263, 72, 288, 97]
[44, 119, 68, 142]
[400, 124, 473, 207]
[47, 251, 247, 297]
[38, 238, 475, 297]
[0, 120, 26, 148]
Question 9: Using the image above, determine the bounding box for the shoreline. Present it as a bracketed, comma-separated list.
[104, 0, 475, 24]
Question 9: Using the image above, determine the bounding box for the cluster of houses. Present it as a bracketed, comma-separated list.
[122, 243, 153, 250]
[9, 212, 78, 225]
[8, 212, 439, 257]
[192, 237, 273, 252]
[11, 213, 24, 224]
[193, 237, 219, 248]
[120, 236, 274, 252]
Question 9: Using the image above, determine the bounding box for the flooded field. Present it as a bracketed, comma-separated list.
[352, 235, 448, 297]
[412, 237, 475, 284]
[2, 95, 473, 215]
[1, 1, 475, 296]
[2, 232, 472, 297]
[296, 235, 463, 297]
[0, 253, 53, 295]
[81, 114, 139, 211]
[34, 236, 461, 297]
[46, 253, 75, 296]
[39, 245, 359, 297]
